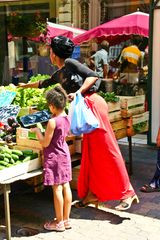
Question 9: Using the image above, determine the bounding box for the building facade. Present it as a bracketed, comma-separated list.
[0, 0, 150, 85]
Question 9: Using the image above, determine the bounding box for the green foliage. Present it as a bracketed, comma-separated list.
[7, 11, 47, 37]
[133, 121, 147, 133]
[2, 74, 56, 111]
[98, 91, 120, 103]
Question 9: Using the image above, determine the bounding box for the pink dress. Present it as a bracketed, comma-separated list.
[43, 116, 72, 186]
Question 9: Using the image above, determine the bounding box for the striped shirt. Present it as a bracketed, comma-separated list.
[119, 45, 142, 66]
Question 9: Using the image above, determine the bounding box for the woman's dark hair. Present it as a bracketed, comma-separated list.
[45, 85, 67, 109]
[50, 35, 75, 59]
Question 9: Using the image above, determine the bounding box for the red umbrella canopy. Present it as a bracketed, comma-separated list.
[73, 11, 149, 46]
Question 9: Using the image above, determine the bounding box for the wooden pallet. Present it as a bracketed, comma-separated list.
[108, 101, 122, 122]
[127, 111, 149, 136]
[16, 128, 76, 155]
[70, 165, 80, 190]
[119, 95, 145, 118]
[111, 119, 127, 140]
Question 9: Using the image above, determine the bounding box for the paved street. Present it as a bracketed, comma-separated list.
[1, 143, 160, 240]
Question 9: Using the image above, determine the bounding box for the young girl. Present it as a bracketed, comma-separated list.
[31, 86, 72, 232]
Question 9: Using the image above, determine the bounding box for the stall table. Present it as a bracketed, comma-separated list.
[0, 169, 43, 240]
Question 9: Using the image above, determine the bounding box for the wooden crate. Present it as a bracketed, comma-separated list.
[75, 135, 83, 153]
[25, 174, 44, 193]
[119, 95, 145, 118]
[127, 111, 149, 136]
[108, 101, 122, 122]
[70, 165, 80, 190]
[111, 119, 127, 140]
[16, 128, 76, 155]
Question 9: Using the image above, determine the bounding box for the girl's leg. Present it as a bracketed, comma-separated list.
[63, 182, 72, 221]
[52, 184, 64, 223]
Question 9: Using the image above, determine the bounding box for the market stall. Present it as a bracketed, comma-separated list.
[0, 79, 149, 239]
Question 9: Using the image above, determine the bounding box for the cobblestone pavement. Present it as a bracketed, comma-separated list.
[1, 144, 160, 240]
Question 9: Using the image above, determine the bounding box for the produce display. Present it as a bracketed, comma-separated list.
[99, 91, 120, 103]
[0, 145, 38, 170]
[0, 74, 56, 110]
[0, 117, 20, 143]
[0, 105, 20, 124]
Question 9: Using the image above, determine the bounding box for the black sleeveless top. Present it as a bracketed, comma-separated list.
[38, 58, 100, 94]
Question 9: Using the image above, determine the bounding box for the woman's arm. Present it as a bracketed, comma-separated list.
[79, 76, 98, 94]
[32, 119, 56, 148]
[65, 58, 98, 94]
[18, 81, 39, 88]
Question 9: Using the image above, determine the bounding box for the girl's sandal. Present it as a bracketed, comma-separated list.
[74, 200, 98, 208]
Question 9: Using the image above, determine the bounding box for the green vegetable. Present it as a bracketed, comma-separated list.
[22, 149, 33, 156]
[0, 165, 5, 170]
[11, 154, 19, 161]
[0, 160, 8, 166]
[98, 91, 120, 103]
[133, 121, 147, 133]
[4, 153, 12, 159]
[11, 149, 23, 156]
[9, 158, 15, 164]
[3, 157, 10, 163]
[0, 153, 4, 160]
[22, 156, 31, 162]
[30, 153, 38, 159]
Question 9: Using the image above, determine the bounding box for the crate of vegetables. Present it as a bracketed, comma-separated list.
[0, 145, 41, 182]
[127, 111, 149, 136]
[119, 95, 145, 118]
[98, 91, 122, 122]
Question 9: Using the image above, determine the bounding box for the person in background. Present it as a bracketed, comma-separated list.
[140, 127, 160, 192]
[90, 40, 109, 80]
[31, 86, 72, 232]
[19, 35, 138, 211]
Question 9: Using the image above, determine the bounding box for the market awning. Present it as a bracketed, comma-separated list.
[73, 11, 149, 46]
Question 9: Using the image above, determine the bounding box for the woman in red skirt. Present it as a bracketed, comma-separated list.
[19, 36, 139, 211]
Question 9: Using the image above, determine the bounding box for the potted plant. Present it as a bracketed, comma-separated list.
[7, 11, 47, 38]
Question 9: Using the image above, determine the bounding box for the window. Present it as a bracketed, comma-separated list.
[80, 1, 89, 30]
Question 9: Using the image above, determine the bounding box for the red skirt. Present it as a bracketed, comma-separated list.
[77, 93, 135, 201]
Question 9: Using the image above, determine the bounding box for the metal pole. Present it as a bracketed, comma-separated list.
[3, 184, 11, 240]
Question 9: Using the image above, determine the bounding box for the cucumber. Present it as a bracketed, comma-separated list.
[22, 156, 31, 162]
[30, 153, 38, 160]
[0, 160, 8, 166]
[22, 149, 33, 156]
[9, 158, 15, 164]
[11, 154, 19, 161]
[2, 148, 12, 154]
[0, 165, 5, 170]
[4, 153, 12, 159]
[3, 157, 10, 163]
[0, 153, 4, 160]
[11, 149, 23, 156]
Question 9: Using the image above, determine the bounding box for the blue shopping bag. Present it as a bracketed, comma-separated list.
[70, 91, 99, 135]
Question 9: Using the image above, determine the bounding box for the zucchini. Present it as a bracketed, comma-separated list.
[2, 148, 12, 154]
[11, 154, 19, 161]
[22, 156, 31, 162]
[0, 160, 8, 166]
[4, 153, 12, 159]
[22, 149, 33, 156]
[9, 158, 15, 164]
[30, 153, 38, 160]
[11, 149, 23, 156]
[0, 165, 5, 170]
[3, 157, 10, 163]
[0, 153, 4, 160]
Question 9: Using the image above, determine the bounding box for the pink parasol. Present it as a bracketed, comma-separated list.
[73, 11, 149, 46]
